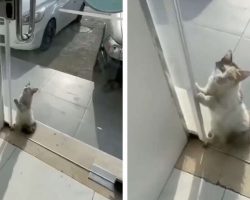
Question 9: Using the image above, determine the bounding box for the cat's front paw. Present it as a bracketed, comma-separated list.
[195, 82, 201, 92]
[196, 92, 205, 102]
[195, 82, 208, 94]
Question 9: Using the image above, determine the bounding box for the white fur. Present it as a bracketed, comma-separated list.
[14, 86, 38, 133]
[15, 109, 35, 129]
[196, 67, 250, 143]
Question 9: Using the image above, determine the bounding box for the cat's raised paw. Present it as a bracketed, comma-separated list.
[195, 82, 201, 92]
[196, 92, 205, 101]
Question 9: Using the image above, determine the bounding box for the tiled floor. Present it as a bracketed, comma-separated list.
[160, 169, 250, 200]
[3, 56, 122, 159]
[0, 137, 108, 200]
[175, 138, 250, 199]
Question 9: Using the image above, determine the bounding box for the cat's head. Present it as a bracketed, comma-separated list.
[206, 51, 250, 95]
[208, 67, 250, 96]
[20, 85, 38, 107]
[22, 86, 38, 96]
[216, 50, 239, 72]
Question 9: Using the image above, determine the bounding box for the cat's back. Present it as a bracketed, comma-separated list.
[16, 108, 33, 124]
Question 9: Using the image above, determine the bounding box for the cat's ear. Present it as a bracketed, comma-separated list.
[32, 88, 38, 94]
[237, 70, 250, 82]
[222, 50, 233, 64]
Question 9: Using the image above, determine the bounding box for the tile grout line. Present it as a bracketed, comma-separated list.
[221, 189, 226, 200]
[189, 20, 250, 53]
[0, 147, 18, 172]
[228, 188, 250, 199]
[38, 88, 90, 109]
[174, 167, 225, 189]
[192, 22, 243, 37]
[233, 18, 250, 53]
[176, 166, 250, 199]
[172, 168, 228, 199]
[91, 191, 95, 200]
[71, 96, 93, 138]
[210, 145, 250, 165]
[38, 67, 94, 108]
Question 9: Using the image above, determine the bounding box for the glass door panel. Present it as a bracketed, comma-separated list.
[1, 0, 123, 161]
[141, 0, 205, 140]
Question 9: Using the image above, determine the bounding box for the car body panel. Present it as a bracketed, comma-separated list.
[2, 0, 84, 50]
[109, 13, 122, 45]
[101, 12, 123, 61]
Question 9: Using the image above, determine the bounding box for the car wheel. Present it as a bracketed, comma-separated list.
[40, 19, 56, 51]
[75, 2, 85, 23]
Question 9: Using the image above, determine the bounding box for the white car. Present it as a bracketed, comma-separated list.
[3, 0, 85, 50]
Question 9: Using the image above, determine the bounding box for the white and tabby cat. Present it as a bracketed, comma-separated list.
[14, 83, 38, 134]
[196, 51, 250, 144]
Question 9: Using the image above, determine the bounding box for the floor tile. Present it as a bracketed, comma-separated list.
[0, 138, 16, 170]
[158, 169, 225, 200]
[0, 147, 94, 200]
[184, 22, 240, 86]
[240, 19, 250, 39]
[3, 52, 121, 158]
[32, 91, 85, 136]
[75, 96, 122, 158]
[2, 57, 56, 108]
[177, 139, 250, 198]
[93, 193, 109, 200]
[42, 70, 94, 107]
[91, 74, 122, 159]
[175, 139, 225, 184]
[180, 0, 250, 35]
[219, 155, 250, 198]
[223, 190, 250, 200]
[74, 100, 99, 148]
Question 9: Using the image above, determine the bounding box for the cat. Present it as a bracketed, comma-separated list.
[195, 51, 250, 144]
[14, 83, 38, 134]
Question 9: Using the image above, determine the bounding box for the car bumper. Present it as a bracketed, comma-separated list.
[0, 20, 45, 50]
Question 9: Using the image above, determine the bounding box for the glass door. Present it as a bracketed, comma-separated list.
[139, 0, 207, 141]
[141, 0, 250, 143]
[0, 0, 123, 197]
[1, 0, 123, 159]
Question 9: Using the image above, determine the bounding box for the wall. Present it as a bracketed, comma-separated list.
[127, 0, 187, 200]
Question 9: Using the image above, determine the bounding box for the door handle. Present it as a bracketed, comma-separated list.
[15, 0, 36, 41]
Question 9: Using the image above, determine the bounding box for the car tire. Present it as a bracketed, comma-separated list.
[75, 2, 85, 23]
[39, 19, 56, 51]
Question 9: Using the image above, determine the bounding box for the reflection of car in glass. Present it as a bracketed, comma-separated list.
[98, 12, 123, 90]
[1, 0, 85, 50]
